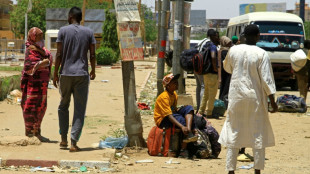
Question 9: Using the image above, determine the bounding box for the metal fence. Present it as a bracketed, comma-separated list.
[0, 39, 25, 63]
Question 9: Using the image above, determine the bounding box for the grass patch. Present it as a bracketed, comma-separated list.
[0, 75, 21, 101]
[100, 128, 126, 141]
[0, 66, 23, 71]
[84, 115, 118, 129]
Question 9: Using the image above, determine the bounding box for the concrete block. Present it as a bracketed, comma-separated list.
[177, 94, 193, 106]
[59, 160, 110, 168]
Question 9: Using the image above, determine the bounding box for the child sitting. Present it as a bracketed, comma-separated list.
[154, 73, 198, 146]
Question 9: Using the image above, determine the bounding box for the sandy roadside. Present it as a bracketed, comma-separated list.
[0, 60, 310, 173]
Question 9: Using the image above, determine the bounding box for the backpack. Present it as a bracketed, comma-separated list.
[147, 126, 172, 157]
[180, 49, 199, 72]
[193, 41, 213, 75]
[204, 125, 221, 158]
[276, 94, 307, 113]
[188, 129, 213, 159]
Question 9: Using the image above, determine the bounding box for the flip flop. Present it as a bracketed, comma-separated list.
[37, 135, 50, 142]
[69, 146, 82, 152]
[237, 154, 251, 162]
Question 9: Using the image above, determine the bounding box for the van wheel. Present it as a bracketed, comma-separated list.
[290, 82, 298, 91]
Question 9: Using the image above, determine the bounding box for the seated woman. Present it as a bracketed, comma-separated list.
[21, 27, 53, 142]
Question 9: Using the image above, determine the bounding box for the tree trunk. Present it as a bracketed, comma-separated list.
[122, 61, 146, 147]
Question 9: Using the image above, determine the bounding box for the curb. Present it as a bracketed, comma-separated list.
[4, 159, 58, 167]
[59, 160, 110, 168]
[0, 158, 110, 168]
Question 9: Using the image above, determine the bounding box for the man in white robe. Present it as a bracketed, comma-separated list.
[218, 24, 278, 174]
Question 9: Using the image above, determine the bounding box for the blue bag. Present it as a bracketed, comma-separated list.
[212, 99, 226, 116]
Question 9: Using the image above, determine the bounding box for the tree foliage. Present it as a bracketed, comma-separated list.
[10, 0, 110, 38]
[141, 4, 157, 43]
[101, 7, 119, 59]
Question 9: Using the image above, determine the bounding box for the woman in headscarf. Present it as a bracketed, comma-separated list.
[218, 36, 232, 108]
[21, 27, 53, 142]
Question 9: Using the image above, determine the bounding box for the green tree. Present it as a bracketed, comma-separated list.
[101, 7, 119, 59]
[11, 0, 47, 38]
[141, 5, 157, 43]
[10, 0, 110, 38]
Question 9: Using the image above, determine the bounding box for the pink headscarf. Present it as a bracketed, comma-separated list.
[26, 27, 43, 46]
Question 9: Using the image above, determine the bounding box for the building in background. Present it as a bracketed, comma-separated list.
[189, 10, 207, 39]
[46, 8, 105, 50]
[206, 19, 229, 31]
[240, 3, 286, 15]
[293, 3, 310, 21]
[0, 0, 14, 39]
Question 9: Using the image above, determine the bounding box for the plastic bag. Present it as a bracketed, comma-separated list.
[212, 99, 226, 116]
[99, 136, 128, 149]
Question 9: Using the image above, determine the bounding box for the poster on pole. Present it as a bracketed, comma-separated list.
[114, 0, 141, 22]
[114, 0, 144, 61]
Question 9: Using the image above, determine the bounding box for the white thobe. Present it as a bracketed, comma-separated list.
[218, 44, 276, 149]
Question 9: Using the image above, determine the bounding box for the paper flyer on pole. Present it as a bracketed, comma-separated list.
[114, 0, 144, 61]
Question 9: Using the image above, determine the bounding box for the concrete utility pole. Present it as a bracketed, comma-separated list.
[157, 0, 170, 96]
[172, 0, 185, 94]
[300, 0, 305, 22]
[120, 0, 146, 147]
[121, 61, 146, 147]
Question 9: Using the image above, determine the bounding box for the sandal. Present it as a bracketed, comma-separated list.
[69, 145, 82, 152]
[237, 154, 251, 162]
[37, 135, 50, 142]
[60, 141, 68, 148]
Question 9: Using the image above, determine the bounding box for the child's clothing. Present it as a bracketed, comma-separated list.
[154, 90, 194, 128]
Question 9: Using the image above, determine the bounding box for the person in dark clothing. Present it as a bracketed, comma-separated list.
[218, 36, 232, 108]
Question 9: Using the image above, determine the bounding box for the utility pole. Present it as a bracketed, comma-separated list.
[156, 0, 162, 57]
[118, 0, 146, 147]
[138, 0, 147, 56]
[81, 0, 87, 26]
[157, 0, 170, 96]
[300, 0, 305, 22]
[172, 0, 185, 94]
[25, 0, 32, 48]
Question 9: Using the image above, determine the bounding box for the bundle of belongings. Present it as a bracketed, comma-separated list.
[147, 114, 221, 159]
[276, 94, 307, 113]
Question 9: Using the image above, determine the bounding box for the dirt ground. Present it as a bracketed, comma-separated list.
[0, 60, 310, 174]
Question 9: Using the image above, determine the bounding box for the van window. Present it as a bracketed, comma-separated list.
[254, 21, 304, 50]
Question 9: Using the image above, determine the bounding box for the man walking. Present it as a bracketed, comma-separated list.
[218, 24, 278, 174]
[53, 7, 96, 152]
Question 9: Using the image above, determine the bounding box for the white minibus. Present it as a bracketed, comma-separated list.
[227, 12, 305, 90]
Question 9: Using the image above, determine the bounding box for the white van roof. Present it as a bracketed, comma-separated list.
[228, 12, 303, 26]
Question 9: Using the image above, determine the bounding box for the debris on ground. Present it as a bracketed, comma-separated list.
[165, 158, 181, 164]
[135, 159, 154, 163]
[6, 89, 22, 104]
[239, 163, 254, 170]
